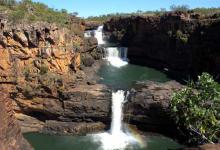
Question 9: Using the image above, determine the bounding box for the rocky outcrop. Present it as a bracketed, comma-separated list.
[43, 121, 106, 135]
[84, 21, 102, 30]
[13, 83, 111, 134]
[182, 144, 220, 150]
[104, 12, 220, 81]
[125, 81, 183, 140]
[0, 17, 108, 136]
[0, 90, 33, 150]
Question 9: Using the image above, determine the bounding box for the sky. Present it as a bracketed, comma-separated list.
[31, 0, 220, 18]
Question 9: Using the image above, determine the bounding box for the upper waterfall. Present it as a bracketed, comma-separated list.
[95, 26, 105, 45]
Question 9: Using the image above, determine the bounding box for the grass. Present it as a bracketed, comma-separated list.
[0, 0, 76, 27]
[85, 6, 220, 22]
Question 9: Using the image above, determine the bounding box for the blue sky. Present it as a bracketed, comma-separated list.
[32, 0, 220, 18]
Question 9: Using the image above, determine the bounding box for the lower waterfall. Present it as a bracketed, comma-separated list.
[93, 91, 140, 150]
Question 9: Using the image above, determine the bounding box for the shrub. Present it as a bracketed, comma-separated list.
[170, 4, 190, 12]
[171, 73, 220, 144]
[176, 30, 188, 44]
[39, 65, 49, 75]
[3, 0, 73, 26]
[0, 0, 16, 6]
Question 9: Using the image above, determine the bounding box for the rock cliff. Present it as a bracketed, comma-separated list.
[125, 81, 184, 140]
[0, 90, 33, 150]
[0, 16, 110, 136]
[104, 12, 220, 81]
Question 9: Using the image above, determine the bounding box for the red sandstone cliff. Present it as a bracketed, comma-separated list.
[0, 90, 33, 150]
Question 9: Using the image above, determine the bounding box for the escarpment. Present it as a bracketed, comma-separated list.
[0, 16, 111, 135]
[103, 12, 220, 81]
[0, 90, 33, 150]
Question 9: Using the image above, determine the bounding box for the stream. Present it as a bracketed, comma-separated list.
[24, 26, 183, 150]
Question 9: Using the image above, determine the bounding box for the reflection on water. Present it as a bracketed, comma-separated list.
[98, 63, 170, 89]
[24, 132, 184, 150]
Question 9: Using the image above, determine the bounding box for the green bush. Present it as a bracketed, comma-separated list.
[171, 73, 220, 144]
[39, 65, 49, 75]
[170, 4, 190, 12]
[0, 0, 16, 6]
[176, 30, 188, 44]
[3, 0, 72, 26]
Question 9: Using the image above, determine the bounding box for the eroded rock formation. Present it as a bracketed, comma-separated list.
[104, 12, 220, 80]
[0, 90, 33, 150]
[125, 81, 183, 139]
[0, 16, 110, 136]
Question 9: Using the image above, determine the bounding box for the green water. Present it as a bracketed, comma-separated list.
[98, 63, 170, 89]
[24, 133, 183, 150]
[23, 61, 178, 150]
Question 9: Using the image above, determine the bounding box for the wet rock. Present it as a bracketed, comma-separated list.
[43, 120, 106, 135]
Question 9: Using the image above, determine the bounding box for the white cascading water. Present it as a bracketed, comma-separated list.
[90, 25, 128, 68]
[95, 26, 105, 45]
[94, 91, 138, 150]
[88, 26, 140, 149]
[105, 47, 128, 68]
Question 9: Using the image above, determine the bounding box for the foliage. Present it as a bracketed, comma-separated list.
[39, 65, 49, 75]
[0, 0, 16, 6]
[170, 4, 190, 12]
[176, 30, 188, 44]
[193, 7, 220, 15]
[171, 73, 220, 144]
[85, 10, 162, 22]
[0, 0, 73, 26]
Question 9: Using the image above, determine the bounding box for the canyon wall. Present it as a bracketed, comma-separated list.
[104, 12, 220, 80]
[0, 16, 111, 136]
[0, 90, 33, 150]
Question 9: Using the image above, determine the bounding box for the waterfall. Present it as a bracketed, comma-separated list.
[95, 26, 105, 45]
[94, 91, 138, 150]
[105, 47, 128, 68]
[110, 91, 126, 135]
[84, 25, 128, 68]
[84, 26, 104, 45]
[85, 26, 139, 149]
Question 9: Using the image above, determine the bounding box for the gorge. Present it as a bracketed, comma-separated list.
[23, 24, 183, 150]
[0, 1, 220, 150]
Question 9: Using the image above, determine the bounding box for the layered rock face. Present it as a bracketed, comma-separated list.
[0, 90, 33, 150]
[104, 12, 220, 80]
[84, 21, 102, 30]
[125, 81, 183, 139]
[0, 17, 110, 135]
[182, 144, 220, 150]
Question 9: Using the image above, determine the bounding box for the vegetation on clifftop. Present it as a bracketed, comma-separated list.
[85, 5, 220, 22]
[171, 73, 220, 144]
[0, 0, 78, 26]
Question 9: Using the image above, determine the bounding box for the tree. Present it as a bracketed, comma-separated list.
[71, 12, 78, 16]
[170, 4, 189, 12]
[0, 0, 16, 6]
[171, 73, 220, 144]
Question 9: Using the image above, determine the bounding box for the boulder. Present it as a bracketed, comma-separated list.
[83, 37, 98, 52]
